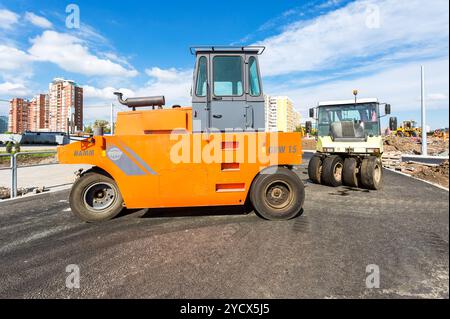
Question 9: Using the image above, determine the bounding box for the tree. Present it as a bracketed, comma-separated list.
[84, 125, 93, 134]
[93, 120, 111, 134]
[5, 141, 13, 154]
[14, 143, 20, 153]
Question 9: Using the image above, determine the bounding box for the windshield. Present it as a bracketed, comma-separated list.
[318, 103, 380, 137]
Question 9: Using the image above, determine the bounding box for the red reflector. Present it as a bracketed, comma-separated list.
[221, 141, 239, 150]
[221, 163, 240, 170]
[215, 183, 245, 192]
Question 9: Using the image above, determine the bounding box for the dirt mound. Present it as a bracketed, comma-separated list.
[384, 135, 448, 156]
[400, 160, 449, 188]
[384, 135, 421, 154]
[302, 138, 316, 150]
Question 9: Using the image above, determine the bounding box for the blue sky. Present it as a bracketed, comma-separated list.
[0, 0, 449, 129]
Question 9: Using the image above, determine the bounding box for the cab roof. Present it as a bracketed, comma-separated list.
[318, 98, 379, 107]
[190, 46, 265, 55]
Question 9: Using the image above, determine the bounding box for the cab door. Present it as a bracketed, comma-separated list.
[191, 52, 265, 132]
[209, 54, 246, 131]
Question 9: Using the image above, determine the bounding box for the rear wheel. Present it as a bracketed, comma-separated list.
[360, 156, 383, 190]
[321, 155, 344, 187]
[343, 157, 359, 188]
[250, 167, 305, 220]
[69, 172, 124, 222]
[308, 155, 323, 184]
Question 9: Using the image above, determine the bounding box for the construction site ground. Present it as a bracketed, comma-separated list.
[0, 153, 447, 298]
[383, 135, 449, 188]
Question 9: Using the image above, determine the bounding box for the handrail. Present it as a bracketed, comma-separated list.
[189, 45, 266, 55]
[0, 150, 57, 199]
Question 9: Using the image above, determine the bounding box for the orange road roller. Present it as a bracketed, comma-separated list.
[58, 46, 305, 222]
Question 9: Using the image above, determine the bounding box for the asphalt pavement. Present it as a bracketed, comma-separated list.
[0, 155, 448, 298]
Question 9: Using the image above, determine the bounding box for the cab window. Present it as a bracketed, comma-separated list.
[248, 56, 261, 96]
[213, 56, 243, 96]
[195, 56, 207, 97]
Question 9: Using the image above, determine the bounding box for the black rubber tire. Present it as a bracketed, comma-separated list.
[360, 156, 383, 190]
[250, 167, 305, 220]
[343, 157, 359, 188]
[321, 155, 344, 187]
[308, 155, 323, 184]
[69, 172, 124, 222]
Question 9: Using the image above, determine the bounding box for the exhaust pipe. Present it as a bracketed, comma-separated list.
[114, 92, 165, 110]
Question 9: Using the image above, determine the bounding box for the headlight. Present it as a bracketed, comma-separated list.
[323, 147, 335, 153]
[366, 148, 380, 153]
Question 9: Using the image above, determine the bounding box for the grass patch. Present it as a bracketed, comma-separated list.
[0, 152, 56, 166]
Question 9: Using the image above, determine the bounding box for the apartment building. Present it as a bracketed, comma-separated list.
[264, 95, 301, 132]
[28, 94, 49, 131]
[49, 78, 83, 132]
[8, 98, 30, 134]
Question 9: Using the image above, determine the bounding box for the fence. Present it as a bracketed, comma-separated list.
[0, 150, 57, 199]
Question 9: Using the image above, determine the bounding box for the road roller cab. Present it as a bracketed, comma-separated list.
[58, 46, 305, 222]
[307, 95, 391, 190]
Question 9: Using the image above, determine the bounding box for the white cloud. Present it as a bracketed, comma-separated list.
[267, 58, 449, 117]
[28, 31, 138, 78]
[25, 12, 53, 29]
[258, 0, 449, 76]
[82, 67, 193, 122]
[0, 45, 32, 71]
[0, 82, 30, 96]
[83, 85, 134, 101]
[139, 67, 192, 106]
[0, 9, 19, 29]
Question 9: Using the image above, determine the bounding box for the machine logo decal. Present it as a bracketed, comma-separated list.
[107, 147, 123, 161]
[74, 150, 94, 157]
[117, 141, 157, 175]
[106, 145, 146, 176]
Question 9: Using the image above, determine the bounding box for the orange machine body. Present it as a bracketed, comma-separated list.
[58, 107, 302, 209]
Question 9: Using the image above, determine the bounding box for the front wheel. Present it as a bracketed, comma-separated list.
[69, 172, 124, 222]
[343, 157, 359, 188]
[250, 167, 305, 220]
[321, 155, 344, 187]
[360, 156, 383, 190]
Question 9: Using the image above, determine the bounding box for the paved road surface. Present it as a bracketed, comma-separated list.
[0, 156, 448, 298]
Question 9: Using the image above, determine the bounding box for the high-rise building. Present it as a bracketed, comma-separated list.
[49, 78, 83, 132]
[264, 95, 301, 132]
[29, 94, 49, 131]
[0, 115, 8, 133]
[8, 98, 30, 133]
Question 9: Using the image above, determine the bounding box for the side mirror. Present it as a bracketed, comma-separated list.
[309, 108, 315, 118]
[389, 117, 397, 131]
[305, 121, 312, 134]
[385, 104, 391, 115]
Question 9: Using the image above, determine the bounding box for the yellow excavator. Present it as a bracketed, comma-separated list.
[392, 120, 421, 137]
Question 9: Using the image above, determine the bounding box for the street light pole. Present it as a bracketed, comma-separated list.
[421, 66, 427, 156]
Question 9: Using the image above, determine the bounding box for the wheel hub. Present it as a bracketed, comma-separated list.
[83, 182, 117, 212]
[264, 181, 293, 210]
[334, 163, 343, 182]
